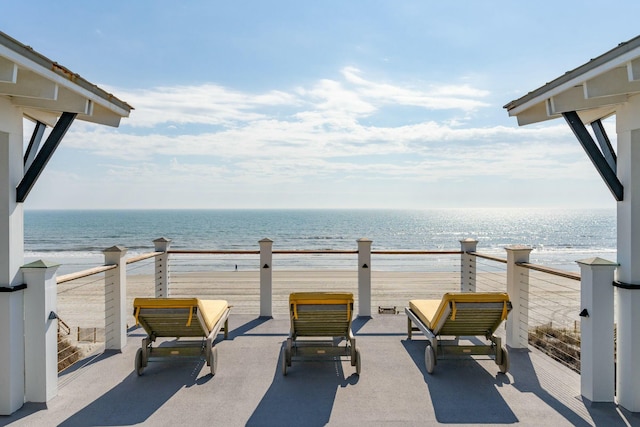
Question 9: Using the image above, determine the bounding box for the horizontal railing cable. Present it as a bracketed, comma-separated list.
[57, 273, 107, 295]
[524, 271, 581, 372]
[473, 256, 507, 292]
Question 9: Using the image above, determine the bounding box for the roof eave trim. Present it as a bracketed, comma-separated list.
[504, 36, 640, 116]
[0, 31, 132, 117]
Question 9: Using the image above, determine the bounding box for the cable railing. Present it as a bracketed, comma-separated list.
[473, 252, 508, 293]
[472, 250, 582, 372]
[22, 236, 620, 408]
[525, 268, 581, 372]
[55, 253, 157, 373]
[163, 249, 462, 315]
[56, 269, 107, 373]
[52, 241, 599, 376]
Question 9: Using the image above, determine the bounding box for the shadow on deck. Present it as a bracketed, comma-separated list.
[2, 314, 638, 427]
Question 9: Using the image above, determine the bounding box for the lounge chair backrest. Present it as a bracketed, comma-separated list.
[289, 292, 354, 338]
[134, 298, 198, 322]
[431, 293, 511, 336]
[133, 298, 206, 338]
[289, 292, 353, 319]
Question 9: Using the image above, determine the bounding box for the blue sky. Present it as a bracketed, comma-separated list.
[4, 1, 639, 210]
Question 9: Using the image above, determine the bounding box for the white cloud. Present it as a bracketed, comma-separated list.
[105, 83, 297, 128]
[102, 67, 491, 130]
[46, 69, 607, 209]
[341, 66, 490, 110]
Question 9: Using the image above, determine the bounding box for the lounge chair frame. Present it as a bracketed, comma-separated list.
[133, 298, 230, 376]
[405, 293, 512, 374]
[282, 292, 361, 376]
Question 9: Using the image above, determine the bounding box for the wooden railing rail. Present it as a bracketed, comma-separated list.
[169, 250, 259, 255]
[468, 251, 508, 264]
[56, 264, 116, 284]
[168, 249, 462, 255]
[516, 261, 581, 281]
[125, 251, 163, 264]
[469, 251, 581, 280]
[373, 250, 461, 255]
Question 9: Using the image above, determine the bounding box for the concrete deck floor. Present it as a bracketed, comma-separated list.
[2, 314, 639, 427]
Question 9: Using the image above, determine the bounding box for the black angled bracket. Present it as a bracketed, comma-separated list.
[23, 121, 46, 170]
[590, 119, 617, 173]
[563, 111, 623, 201]
[16, 112, 77, 203]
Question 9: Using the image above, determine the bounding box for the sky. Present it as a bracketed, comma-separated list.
[3, 1, 640, 210]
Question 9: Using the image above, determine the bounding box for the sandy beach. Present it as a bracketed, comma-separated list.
[56, 270, 460, 332]
[56, 268, 580, 348]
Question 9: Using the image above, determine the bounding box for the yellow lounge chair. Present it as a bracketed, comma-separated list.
[133, 298, 230, 376]
[405, 292, 511, 374]
[282, 292, 361, 376]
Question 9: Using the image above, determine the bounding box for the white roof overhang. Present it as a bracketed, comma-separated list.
[504, 35, 640, 126]
[0, 31, 132, 127]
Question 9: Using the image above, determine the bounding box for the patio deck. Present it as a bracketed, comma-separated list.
[2, 314, 637, 427]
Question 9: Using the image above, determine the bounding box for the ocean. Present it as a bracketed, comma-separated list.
[24, 208, 617, 275]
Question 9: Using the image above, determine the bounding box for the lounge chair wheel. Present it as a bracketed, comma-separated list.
[209, 346, 218, 376]
[281, 347, 288, 376]
[498, 346, 509, 374]
[135, 348, 144, 376]
[355, 348, 361, 375]
[425, 343, 436, 374]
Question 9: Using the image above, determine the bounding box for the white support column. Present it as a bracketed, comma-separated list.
[505, 245, 532, 349]
[153, 237, 171, 298]
[614, 99, 640, 411]
[576, 257, 616, 403]
[0, 98, 26, 415]
[104, 246, 128, 351]
[460, 238, 478, 292]
[615, 286, 640, 410]
[22, 260, 60, 403]
[357, 238, 372, 317]
[259, 238, 273, 318]
[0, 288, 24, 414]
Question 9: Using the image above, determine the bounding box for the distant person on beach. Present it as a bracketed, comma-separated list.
[235, 264, 238, 271]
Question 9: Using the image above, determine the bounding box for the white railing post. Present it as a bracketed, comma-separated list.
[357, 238, 372, 317]
[576, 257, 617, 403]
[505, 245, 532, 349]
[153, 237, 171, 298]
[22, 260, 60, 403]
[460, 238, 478, 292]
[259, 238, 273, 318]
[104, 246, 128, 351]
